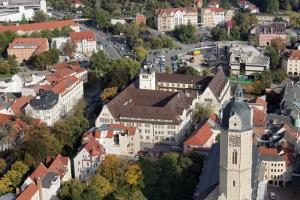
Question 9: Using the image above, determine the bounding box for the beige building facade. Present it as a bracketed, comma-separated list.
[282, 49, 300, 77]
[154, 7, 198, 32]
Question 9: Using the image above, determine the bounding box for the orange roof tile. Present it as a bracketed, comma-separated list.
[50, 76, 79, 94]
[252, 107, 266, 127]
[184, 122, 213, 146]
[258, 147, 279, 156]
[11, 95, 33, 115]
[83, 139, 104, 157]
[47, 154, 69, 180]
[53, 63, 85, 73]
[155, 7, 197, 16]
[0, 20, 78, 33]
[70, 30, 95, 42]
[8, 38, 49, 54]
[0, 113, 14, 123]
[288, 50, 300, 60]
[16, 183, 38, 200]
[29, 163, 48, 182]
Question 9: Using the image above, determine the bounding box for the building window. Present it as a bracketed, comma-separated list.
[233, 181, 235, 187]
[232, 150, 237, 165]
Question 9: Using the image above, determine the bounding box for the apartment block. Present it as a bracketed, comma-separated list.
[154, 7, 198, 32]
[7, 37, 49, 63]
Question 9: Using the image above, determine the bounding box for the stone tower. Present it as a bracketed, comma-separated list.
[139, 57, 156, 90]
[219, 84, 253, 200]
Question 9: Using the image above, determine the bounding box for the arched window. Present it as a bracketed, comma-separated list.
[232, 150, 238, 165]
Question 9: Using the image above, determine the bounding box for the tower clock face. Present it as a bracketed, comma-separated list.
[229, 135, 241, 147]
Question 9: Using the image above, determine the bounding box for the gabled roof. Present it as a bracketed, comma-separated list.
[70, 30, 95, 42]
[208, 68, 228, 101]
[82, 139, 104, 157]
[46, 154, 70, 180]
[29, 163, 48, 182]
[50, 76, 79, 94]
[16, 183, 38, 200]
[8, 38, 48, 54]
[10, 95, 33, 115]
[0, 20, 78, 33]
[155, 7, 197, 17]
[184, 114, 218, 146]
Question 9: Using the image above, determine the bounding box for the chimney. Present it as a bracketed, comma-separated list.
[16, 187, 20, 195]
[37, 177, 44, 200]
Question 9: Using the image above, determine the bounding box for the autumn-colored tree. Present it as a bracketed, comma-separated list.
[100, 87, 118, 101]
[271, 37, 286, 52]
[125, 164, 143, 186]
[134, 46, 148, 62]
[63, 40, 77, 58]
[59, 179, 84, 200]
[90, 175, 113, 198]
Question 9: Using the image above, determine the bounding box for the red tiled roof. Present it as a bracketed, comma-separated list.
[16, 183, 38, 200]
[83, 139, 104, 157]
[252, 107, 266, 127]
[52, 63, 85, 73]
[288, 50, 300, 60]
[73, 0, 82, 4]
[8, 37, 49, 54]
[0, 20, 78, 33]
[256, 97, 267, 108]
[47, 154, 69, 180]
[0, 113, 14, 123]
[51, 68, 75, 79]
[11, 95, 33, 115]
[155, 7, 197, 16]
[135, 15, 146, 24]
[70, 30, 95, 42]
[50, 76, 79, 94]
[184, 122, 213, 146]
[29, 163, 48, 182]
[108, 124, 137, 135]
[258, 146, 279, 156]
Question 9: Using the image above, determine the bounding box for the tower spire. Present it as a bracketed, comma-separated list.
[234, 76, 243, 102]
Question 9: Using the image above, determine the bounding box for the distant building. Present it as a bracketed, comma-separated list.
[25, 91, 60, 126]
[255, 13, 290, 25]
[154, 7, 198, 32]
[96, 67, 231, 146]
[0, 113, 28, 152]
[7, 37, 49, 63]
[0, 74, 23, 93]
[135, 14, 146, 25]
[194, 0, 203, 10]
[228, 44, 270, 77]
[0, 0, 47, 22]
[18, 163, 60, 200]
[282, 49, 300, 77]
[72, 0, 83, 8]
[0, 20, 80, 35]
[70, 30, 97, 56]
[84, 124, 141, 156]
[73, 139, 105, 180]
[258, 146, 294, 187]
[183, 114, 219, 153]
[238, 0, 259, 13]
[256, 22, 287, 46]
[110, 18, 126, 25]
[201, 2, 233, 28]
[45, 154, 72, 182]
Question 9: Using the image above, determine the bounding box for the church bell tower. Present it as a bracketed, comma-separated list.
[219, 84, 253, 200]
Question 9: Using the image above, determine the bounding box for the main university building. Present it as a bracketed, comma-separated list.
[96, 64, 231, 145]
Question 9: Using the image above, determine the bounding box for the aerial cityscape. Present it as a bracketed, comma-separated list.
[0, 0, 300, 200]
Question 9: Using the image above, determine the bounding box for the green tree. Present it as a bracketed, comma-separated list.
[94, 9, 110, 31]
[7, 56, 18, 74]
[262, 0, 279, 13]
[193, 104, 212, 123]
[211, 26, 229, 41]
[134, 46, 148, 62]
[183, 67, 200, 75]
[59, 179, 84, 200]
[174, 23, 197, 44]
[90, 50, 110, 77]
[265, 45, 280, 68]
[33, 11, 48, 22]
